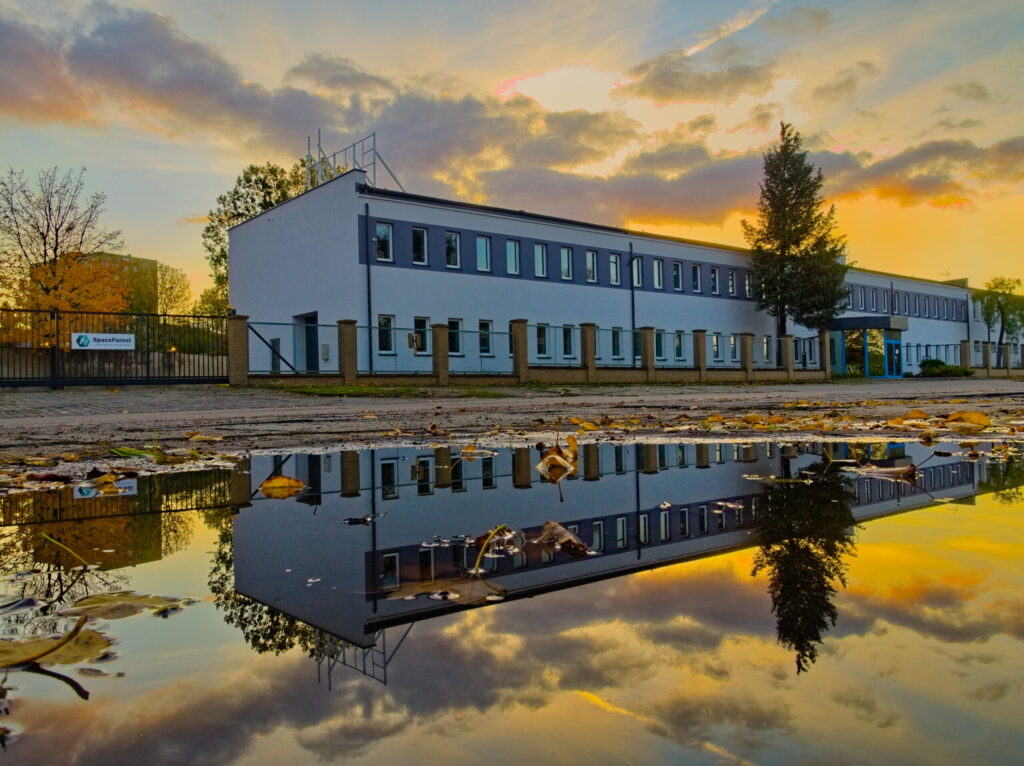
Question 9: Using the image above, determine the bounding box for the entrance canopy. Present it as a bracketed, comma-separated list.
[828, 316, 909, 332]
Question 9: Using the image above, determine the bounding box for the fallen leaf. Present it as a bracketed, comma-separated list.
[945, 411, 991, 427]
[187, 434, 223, 442]
[63, 591, 181, 620]
[905, 408, 928, 419]
[259, 475, 305, 499]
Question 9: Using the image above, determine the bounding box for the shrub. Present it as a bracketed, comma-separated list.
[917, 358, 973, 377]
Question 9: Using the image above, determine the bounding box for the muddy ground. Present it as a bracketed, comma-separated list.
[2, 379, 1023, 460]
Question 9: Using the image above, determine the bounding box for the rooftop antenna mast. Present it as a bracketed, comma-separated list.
[304, 131, 405, 192]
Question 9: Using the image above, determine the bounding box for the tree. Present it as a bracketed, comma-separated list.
[752, 461, 857, 673]
[156, 262, 193, 315]
[202, 157, 344, 308]
[192, 285, 229, 316]
[0, 167, 125, 310]
[978, 276, 1024, 364]
[742, 123, 850, 344]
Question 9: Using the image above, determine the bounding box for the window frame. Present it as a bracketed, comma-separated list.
[377, 314, 395, 354]
[691, 264, 702, 293]
[672, 262, 683, 291]
[585, 249, 598, 283]
[728, 268, 736, 296]
[411, 226, 428, 265]
[653, 258, 664, 289]
[505, 239, 520, 275]
[476, 235, 491, 272]
[445, 231, 461, 268]
[478, 319, 493, 356]
[631, 256, 643, 287]
[609, 253, 621, 285]
[710, 266, 720, 295]
[534, 243, 548, 278]
[447, 318, 462, 355]
[560, 246, 573, 280]
[375, 222, 393, 262]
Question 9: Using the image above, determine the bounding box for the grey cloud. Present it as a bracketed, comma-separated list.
[730, 101, 783, 132]
[640, 619, 725, 651]
[0, 16, 91, 123]
[762, 6, 830, 35]
[511, 109, 641, 168]
[812, 61, 879, 101]
[968, 679, 1020, 702]
[652, 691, 794, 746]
[618, 48, 775, 105]
[912, 118, 983, 139]
[947, 81, 996, 102]
[620, 141, 711, 177]
[831, 686, 901, 728]
[285, 53, 397, 94]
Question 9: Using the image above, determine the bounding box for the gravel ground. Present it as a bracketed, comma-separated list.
[2, 378, 1023, 455]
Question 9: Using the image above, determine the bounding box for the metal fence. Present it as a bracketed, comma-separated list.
[594, 327, 636, 368]
[529, 324, 582, 367]
[356, 325, 433, 374]
[449, 328, 514, 374]
[249, 321, 340, 374]
[706, 332, 742, 369]
[654, 330, 694, 369]
[753, 336, 779, 369]
[903, 343, 961, 367]
[1, 309, 227, 386]
[793, 336, 821, 370]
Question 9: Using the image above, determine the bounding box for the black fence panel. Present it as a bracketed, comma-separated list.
[0, 309, 228, 386]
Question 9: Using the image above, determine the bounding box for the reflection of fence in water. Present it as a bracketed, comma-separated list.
[0, 469, 236, 526]
[314, 625, 412, 687]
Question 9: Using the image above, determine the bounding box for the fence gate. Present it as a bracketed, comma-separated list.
[0, 309, 228, 386]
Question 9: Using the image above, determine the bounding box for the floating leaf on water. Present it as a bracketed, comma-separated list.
[945, 411, 991, 427]
[63, 591, 183, 620]
[0, 627, 111, 667]
[905, 408, 929, 419]
[259, 475, 305, 499]
[78, 667, 109, 677]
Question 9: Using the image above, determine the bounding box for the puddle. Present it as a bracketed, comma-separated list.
[1, 439, 1022, 763]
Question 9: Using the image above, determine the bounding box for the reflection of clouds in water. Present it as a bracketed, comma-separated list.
[830, 686, 902, 729]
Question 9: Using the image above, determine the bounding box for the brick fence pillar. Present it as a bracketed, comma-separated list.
[781, 334, 795, 381]
[338, 319, 358, 385]
[818, 329, 832, 381]
[510, 319, 529, 383]
[959, 339, 971, 369]
[982, 342, 992, 377]
[431, 324, 450, 386]
[692, 329, 707, 382]
[695, 443, 710, 469]
[638, 327, 655, 381]
[740, 332, 754, 382]
[341, 451, 361, 497]
[227, 314, 249, 386]
[230, 457, 252, 509]
[583, 443, 600, 481]
[641, 444, 659, 474]
[581, 323, 597, 382]
[1001, 343, 1012, 375]
[434, 447, 452, 488]
[513, 447, 532, 489]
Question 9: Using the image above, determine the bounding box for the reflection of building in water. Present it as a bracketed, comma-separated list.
[234, 442, 980, 683]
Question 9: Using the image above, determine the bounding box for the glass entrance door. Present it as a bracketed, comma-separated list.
[885, 337, 902, 377]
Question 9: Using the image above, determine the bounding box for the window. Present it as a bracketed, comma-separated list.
[710, 267, 720, 294]
[270, 338, 281, 373]
[973, 300, 980, 320]
[534, 243, 548, 277]
[505, 239, 520, 275]
[562, 325, 574, 357]
[712, 333, 722, 359]
[914, 294, 920, 316]
[728, 269, 736, 296]
[479, 320, 492, 355]
[943, 299, 949, 319]
[655, 330, 665, 359]
[592, 521, 604, 551]
[614, 446, 625, 473]
[413, 317, 429, 353]
[445, 231, 460, 268]
[377, 314, 394, 353]
[698, 505, 708, 534]
[679, 508, 690, 538]
[859, 286, 866, 309]
[560, 246, 573, 280]
[744, 272, 753, 298]
[871, 289, 877, 311]
[476, 235, 491, 272]
[482, 457, 495, 489]
[653, 259, 664, 289]
[717, 506, 726, 531]
[448, 318, 462, 354]
[933, 297, 939, 317]
[536, 324, 549, 356]
[729, 334, 738, 360]
[380, 553, 400, 589]
[677, 445, 687, 467]
[658, 262, 674, 292]
[611, 327, 623, 358]
[411, 227, 428, 264]
[659, 510, 671, 541]
[691, 264, 701, 293]
[609, 254, 621, 285]
[375, 222, 393, 261]
[882, 291, 889, 313]
[381, 460, 398, 500]
[616, 517, 628, 549]
[586, 250, 598, 283]
[639, 513, 650, 545]
[674, 331, 686, 359]
[846, 289, 854, 309]
[416, 457, 432, 495]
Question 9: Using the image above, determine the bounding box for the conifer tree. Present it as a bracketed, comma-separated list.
[742, 124, 850, 346]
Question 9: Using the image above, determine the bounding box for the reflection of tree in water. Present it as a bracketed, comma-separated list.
[202, 507, 315, 655]
[0, 526, 129, 636]
[752, 461, 857, 673]
[979, 454, 1024, 506]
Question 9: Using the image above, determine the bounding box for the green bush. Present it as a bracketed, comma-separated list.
[917, 358, 973, 377]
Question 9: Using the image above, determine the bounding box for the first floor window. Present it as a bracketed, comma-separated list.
[871, 289, 877, 311]
[655, 330, 665, 359]
[710, 267, 720, 294]
[659, 510, 670, 541]
[562, 325, 574, 357]
[476, 235, 491, 271]
[448, 318, 462, 354]
[632, 256, 643, 287]
[859, 286, 866, 309]
[698, 505, 708, 534]
[377, 314, 394, 352]
[691, 264, 701, 292]
[586, 250, 598, 282]
[536, 324, 549, 356]
[729, 334, 738, 360]
[744, 272, 753, 298]
[712, 333, 721, 359]
[445, 231, 460, 267]
[506, 239, 520, 274]
[381, 459, 398, 499]
[616, 517, 628, 549]
[592, 521, 604, 551]
[679, 508, 690, 537]
[882, 291, 889, 312]
[375, 222, 393, 261]
[411, 227, 427, 264]
[674, 331, 686, 359]
[611, 327, 623, 358]
[728, 269, 736, 295]
[609, 253, 621, 285]
[653, 259, 664, 289]
[534, 243, 548, 277]
[672, 262, 683, 290]
[560, 246, 573, 280]
[479, 320, 492, 354]
[639, 513, 649, 545]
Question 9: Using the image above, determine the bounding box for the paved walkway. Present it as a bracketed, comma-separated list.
[2, 379, 1022, 453]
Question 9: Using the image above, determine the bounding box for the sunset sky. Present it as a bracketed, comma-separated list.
[2, 0, 1021, 294]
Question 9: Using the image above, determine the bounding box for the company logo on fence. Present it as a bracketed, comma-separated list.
[70, 332, 136, 350]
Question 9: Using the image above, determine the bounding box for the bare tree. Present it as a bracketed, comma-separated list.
[0, 167, 124, 306]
